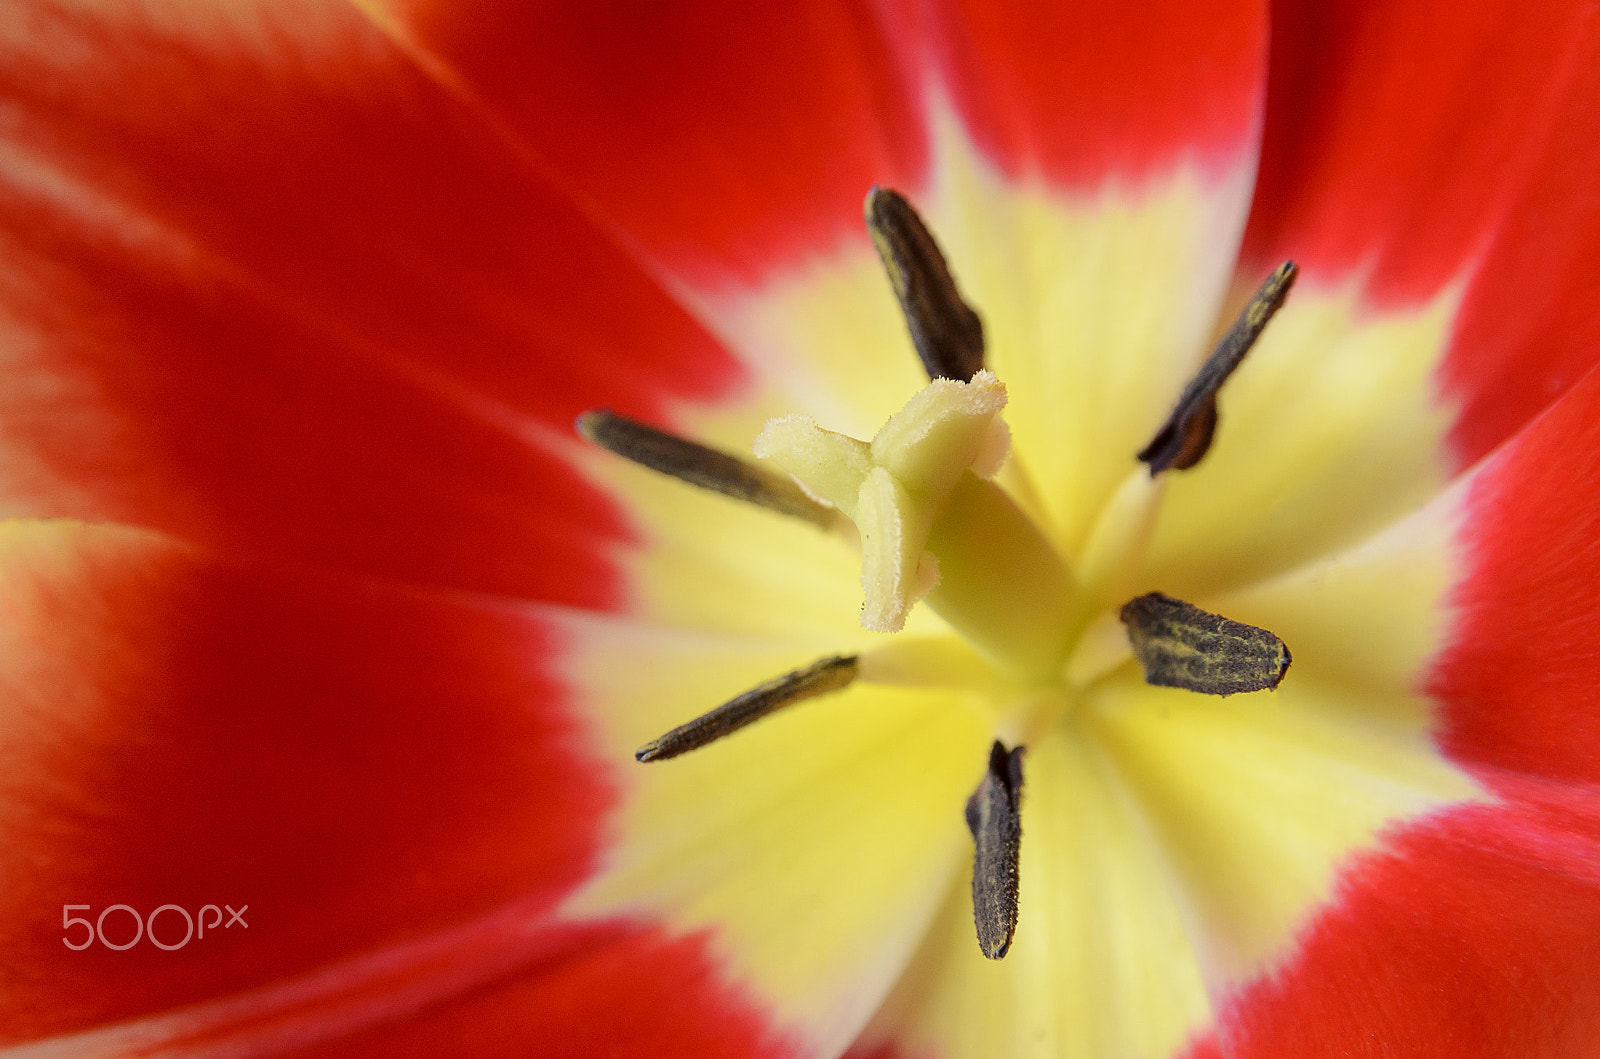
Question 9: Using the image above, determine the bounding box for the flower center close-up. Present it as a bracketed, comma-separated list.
[5, 1, 1600, 1055]
[557, 117, 1489, 1057]
[582, 187, 1300, 962]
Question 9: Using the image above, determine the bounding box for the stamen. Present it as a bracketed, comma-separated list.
[577, 409, 836, 529]
[1138, 261, 1298, 474]
[865, 186, 985, 383]
[635, 655, 859, 762]
[966, 740, 1024, 959]
[1119, 592, 1291, 695]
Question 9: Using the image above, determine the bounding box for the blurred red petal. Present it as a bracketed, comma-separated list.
[906, 0, 1266, 184]
[1211, 786, 1600, 1057]
[0, 520, 624, 1043]
[369, 0, 1266, 286]
[24, 922, 786, 1056]
[365, 0, 929, 285]
[1177, 1035, 1225, 1059]
[1430, 360, 1600, 790]
[286, 926, 793, 1059]
[0, 0, 746, 600]
[1242, 0, 1600, 466]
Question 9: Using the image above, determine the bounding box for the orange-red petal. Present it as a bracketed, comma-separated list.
[285, 924, 792, 1059]
[0, 0, 747, 600]
[1242, 0, 1600, 466]
[368, 0, 1267, 288]
[365, 0, 931, 285]
[0, 520, 776, 1051]
[903, 0, 1265, 184]
[1197, 787, 1600, 1058]
[1430, 363, 1600, 790]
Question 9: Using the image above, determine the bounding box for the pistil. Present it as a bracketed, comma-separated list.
[756, 371, 1078, 680]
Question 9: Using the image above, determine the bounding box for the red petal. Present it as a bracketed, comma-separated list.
[1242, 0, 1600, 466]
[0, 521, 627, 1042]
[1428, 359, 1600, 790]
[32, 923, 789, 1056]
[0, 0, 745, 600]
[372, 0, 1266, 286]
[1177, 1035, 1225, 1059]
[1212, 784, 1600, 1057]
[908, 0, 1266, 185]
[371, 0, 929, 285]
[285, 925, 792, 1058]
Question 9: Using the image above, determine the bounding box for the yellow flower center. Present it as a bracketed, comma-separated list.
[561, 125, 1484, 1058]
[585, 186, 1301, 961]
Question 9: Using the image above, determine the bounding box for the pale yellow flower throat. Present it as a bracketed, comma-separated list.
[578, 188, 1295, 960]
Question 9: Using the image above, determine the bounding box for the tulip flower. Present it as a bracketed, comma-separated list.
[2, 0, 1598, 1056]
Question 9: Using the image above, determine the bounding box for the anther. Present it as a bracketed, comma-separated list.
[635, 655, 859, 762]
[577, 409, 836, 529]
[865, 186, 986, 382]
[1119, 592, 1291, 695]
[1138, 261, 1298, 474]
[966, 740, 1024, 959]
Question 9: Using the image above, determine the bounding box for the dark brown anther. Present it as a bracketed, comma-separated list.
[577, 409, 836, 529]
[1119, 592, 1292, 695]
[865, 186, 985, 382]
[965, 740, 1024, 960]
[635, 655, 859, 763]
[1138, 261, 1298, 474]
